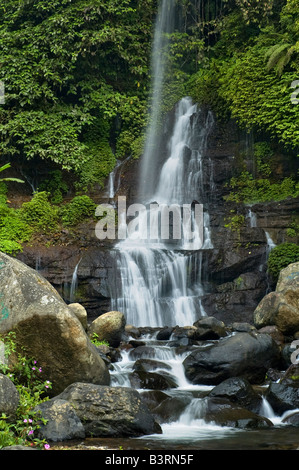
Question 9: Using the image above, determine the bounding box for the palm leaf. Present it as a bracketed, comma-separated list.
[0, 163, 24, 183]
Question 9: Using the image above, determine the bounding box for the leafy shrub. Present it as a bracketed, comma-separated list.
[267, 242, 299, 280]
[0, 332, 51, 449]
[60, 195, 96, 226]
[0, 185, 33, 253]
[19, 191, 59, 232]
[0, 213, 32, 254]
[39, 170, 69, 204]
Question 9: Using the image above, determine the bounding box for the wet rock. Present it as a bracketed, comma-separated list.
[282, 411, 299, 426]
[133, 358, 172, 373]
[169, 326, 201, 346]
[125, 325, 142, 339]
[183, 332, 281, 385]
[56, 382, 162, 437]
[129, 345, 156, 360]
[129, 340, 146, 348]
[151, 395, 191, 423]
[140, 390, 169, 412]
[193, 316, 227, 340]
[209, 377, 262, 413]
[156, 327, 174, 340]
[203, 397, 273, 429]
[129, 370, 178, 390]
[280, 364, 299, 385]
[265, 382, 299, 414]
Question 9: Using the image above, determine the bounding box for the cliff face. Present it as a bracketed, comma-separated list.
[16, 111, 299, 326]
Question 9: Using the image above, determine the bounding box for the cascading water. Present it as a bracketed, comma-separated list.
[69, 258, 81, 303]
[111, 98, 213, 327]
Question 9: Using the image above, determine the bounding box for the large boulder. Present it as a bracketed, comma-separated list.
[265, 382, 299, 414]
[0, 252, 110, 396]
[253, 262, 299, 335]
[88, 311, 126, 347]
[183, 332, 280, 385]
[35, 399, 85, 442]
[209, 377, 262, 413]
[55, 382, 162, 437]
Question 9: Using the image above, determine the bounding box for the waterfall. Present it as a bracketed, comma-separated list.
[107, 156, 131, 202]
[247, 208, 257, 228]
[111, 98, 214, 327]
[110, 1, 214, 328]
[140, 0, 176, 200]
[265, 231, 276, 252]
[260, 397, 277, 421]
[70, 259, 81, 303]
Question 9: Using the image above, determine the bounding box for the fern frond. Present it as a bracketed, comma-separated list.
[266, 43, 291, 71]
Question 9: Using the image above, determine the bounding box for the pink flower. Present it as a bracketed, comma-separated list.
[44, 444, 50, 450]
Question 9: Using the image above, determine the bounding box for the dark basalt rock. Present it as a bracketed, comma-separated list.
[209, 377, 263, 414]
[183, 332, 281, 385]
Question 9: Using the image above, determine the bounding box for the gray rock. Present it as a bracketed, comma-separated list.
[0, 252, 110, 396]
[254, 262, 299, 335]
[282, 411, 299, 426]
[35, 399, 85, 442]
[56, 382, 162, 437]
[88, 311, 126, 347]
[0, 374, 19, 420]
[68, 303, 88, 330]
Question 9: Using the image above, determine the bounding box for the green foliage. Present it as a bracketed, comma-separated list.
[188, 2, 299, 153]
[254, 141, 273, 177]
[224, 172, 299, 204]
[224, 212, 245, 233]
[267, 242, 299, 280]
[235, 0, 274, 25]
[265, 43, 296, 76]
[19, 191, 59, 232]
[90, 333, 109, 348]
[60, 195, 96, 226]
[76, 113, 116, 190]
[39, 170, 69, 204]
[218, 40, 299, 151]
[0, 0, 155, 185]
[0, 184, 32, 253]
[0, 332, 52, 450]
